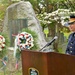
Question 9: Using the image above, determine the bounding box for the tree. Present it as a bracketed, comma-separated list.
[0, 0, 75, 52]
[37, 9, 75, 52]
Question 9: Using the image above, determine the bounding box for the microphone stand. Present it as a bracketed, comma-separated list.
[39, 36, 58, 51]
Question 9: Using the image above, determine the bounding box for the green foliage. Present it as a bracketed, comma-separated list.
[58, 47, 64, 54]
[48, 0, 66, 3]
[0, 5, 6, 20]
[64, 32, 71, 39]
[22, 28, 39, 50]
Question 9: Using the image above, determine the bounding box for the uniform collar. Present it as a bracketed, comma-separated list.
[72, 32, 75, 36]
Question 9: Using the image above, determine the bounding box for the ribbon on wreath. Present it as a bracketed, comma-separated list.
[14, 32, 34, 57]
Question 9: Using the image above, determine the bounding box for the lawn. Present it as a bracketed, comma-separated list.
[0, 70, 22, 75]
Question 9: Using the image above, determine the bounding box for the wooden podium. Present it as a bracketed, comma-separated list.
[21, 49, 75, 75]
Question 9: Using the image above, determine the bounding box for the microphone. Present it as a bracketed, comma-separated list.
[39, 36, 58, 51]
[46, 36, 58, 46]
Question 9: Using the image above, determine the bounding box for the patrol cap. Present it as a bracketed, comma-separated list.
[64, 14, 75, 26]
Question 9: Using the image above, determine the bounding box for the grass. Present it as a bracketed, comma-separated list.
[44, 28, 48, 37]
[44, 28, 71, 39]
[0, 71, 22, 75]
[58, 47, 65, 54]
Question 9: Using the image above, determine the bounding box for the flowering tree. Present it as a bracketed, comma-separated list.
[37, 9, 75, 52]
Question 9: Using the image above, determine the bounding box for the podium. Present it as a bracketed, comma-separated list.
[21, 49, 75, 75]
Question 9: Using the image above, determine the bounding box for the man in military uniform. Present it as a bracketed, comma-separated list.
[65, 14, 75, 55]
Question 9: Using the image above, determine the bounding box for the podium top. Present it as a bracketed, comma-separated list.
[21, 49, 75, 57]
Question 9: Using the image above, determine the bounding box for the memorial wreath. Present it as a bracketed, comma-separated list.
[16, 32, 34, 50]
[0, 35, 5, 51]
[14, 29, 39, 58]
[0, 33, 9, 58]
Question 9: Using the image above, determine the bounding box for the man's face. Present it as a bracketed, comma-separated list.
[68, 21, 75, 32]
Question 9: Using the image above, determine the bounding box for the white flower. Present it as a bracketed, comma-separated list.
[0, 48, 2, 51]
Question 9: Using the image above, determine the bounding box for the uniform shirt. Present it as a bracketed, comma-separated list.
[66, 32, 75, 55]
